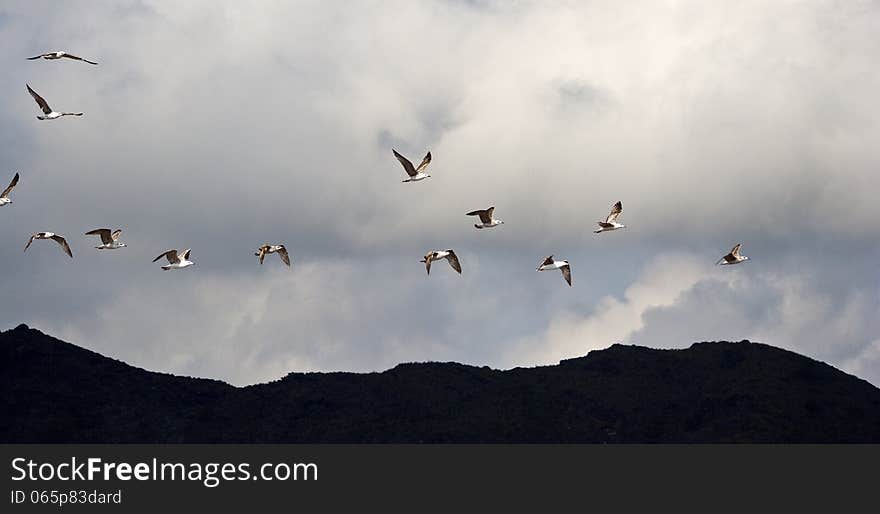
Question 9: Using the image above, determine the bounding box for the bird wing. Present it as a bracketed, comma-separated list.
[256, 246, 267, 264]
[415, 151, 432, 173]
[1, 172, 19, 198]
[26, 84, 52, 114]
[51, 235, 73, 257]
[86, 228, 113, 244]
[466, 208, 491, 224]
[111, 229, 122, 241]
[277, 245, 291, 266]
[153, 249, 179, 264]
[23, 234, 36, 252]
[181, 249, 192, 260]
[731, 243, 742, 258]
[393, 149, 417, 177]
[62, 53, 98, 65]
[26, 54, 46, 60]
[446, 250, 462, 274]
[540, 255, 554, 267]
[605, 201, 623, 224]
[561, 264, 572, 286]
[423, 252, 434, 275]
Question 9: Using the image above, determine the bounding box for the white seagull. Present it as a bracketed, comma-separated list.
[537, 255, 571, 286]
[153, 249, 194, 270]
[256, 244, 291, 267]
[393, 149, 432, 182]
[466, 206, 504, 229]
[594, 201, 625, 233]
[24, 232, 73, 258]
[85, 228, 127, 250]
[27, 84, 83, 120]
[716, 243, 750, 265]
[1, 172, 19, 207]
[27, 51, 98, 65]
[421, 249, 461, 275]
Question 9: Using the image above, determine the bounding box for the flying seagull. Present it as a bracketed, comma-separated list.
[594, 201, 625, 233]
[537, 255, 571, 286]
[24, 232, 73, 258]
[421, 249, 461, 275]
[255, 244, 291, 267]
[27, 84, 83, 120]
[466, 206, 504, 229]
[153, 249, 194, 270]
[85, 228, 127, 250]
[27, 51, 98, 65]
[393, 149, 432, 182]
[716, 243, 750, 265]
[0, 172, 19, 207]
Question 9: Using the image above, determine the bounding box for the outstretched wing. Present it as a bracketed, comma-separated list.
[415, 151, 432, 173]
[716, 244, 740, 265]
[26, 84, 52, 114]
[86, 228, 113, 245]
[605, 201, 623, 224]
[153, 249, 179, 264]
[540, 255, 554, 267]
[446, 250, 462, 274]
[51, 235, 73, 258]
[256, 246, 267, 265]
[423, 252, 434, 275]
[112, 229, 122, 241]
[466, 208, 492, 224]
[62, 53, 98, 65]
[277, 245, 291, 266]
[26, 54, 47, 60]
[1, 172, 19, 199]
[393, 149, 417, 177]
[561, 264, 572, 286]
[181, 249, 192, 260]
[23, 234, 36, 252]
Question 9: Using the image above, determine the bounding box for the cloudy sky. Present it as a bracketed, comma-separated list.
[1, 0, 879, 386]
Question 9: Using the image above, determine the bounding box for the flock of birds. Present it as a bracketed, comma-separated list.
[390, 148, 749, 286]
[4, 49, 751, 286]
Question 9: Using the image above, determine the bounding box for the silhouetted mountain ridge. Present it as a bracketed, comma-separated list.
[2, 324, 879, 442]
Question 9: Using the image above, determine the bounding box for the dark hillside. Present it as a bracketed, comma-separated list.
[2, 324, 878, 442]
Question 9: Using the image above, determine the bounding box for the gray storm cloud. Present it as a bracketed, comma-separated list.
[0, 0, 878, 385]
